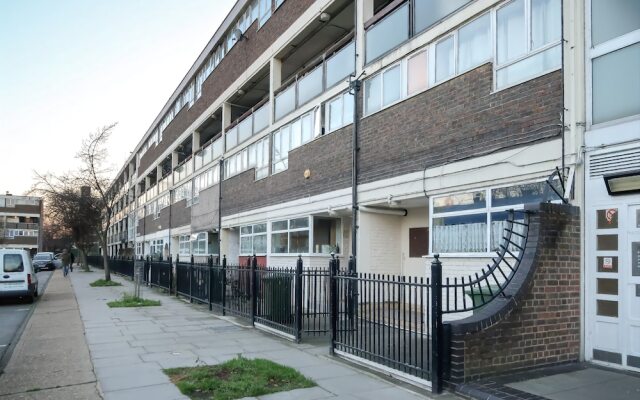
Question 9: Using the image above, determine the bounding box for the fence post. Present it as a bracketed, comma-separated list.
[430, 254, 443, 394]
[189, 254, 194, 303]
[170, 254, 174, 295]
[146, 255, 150, 287]
[222, 255, 227, 316]
[175, 255, 180, 297]
[295, 255, 303, 342]
[348, 255, 356, 329]
[250, 255, 257, 326]
[329, 254, 338, 355]
[208, 255, 213, 311]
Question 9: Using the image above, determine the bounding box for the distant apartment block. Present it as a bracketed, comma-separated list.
[0, 193, 43, 254]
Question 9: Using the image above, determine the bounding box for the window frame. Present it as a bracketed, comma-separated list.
[270, 217, 310, 255]
[239, 222, 268, 256]
[586, 0, 640, 128]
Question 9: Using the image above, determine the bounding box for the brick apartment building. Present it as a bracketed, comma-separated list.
[103, 0, 640, 374]
[0, 193, 43, 255]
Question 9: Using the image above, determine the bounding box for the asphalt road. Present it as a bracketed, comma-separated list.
[0, 269, 53, 370]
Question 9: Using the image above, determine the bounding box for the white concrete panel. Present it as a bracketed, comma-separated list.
[630, 326, 640, 354]
[595, 321, 620, 351]
[358, 212, 402, 275]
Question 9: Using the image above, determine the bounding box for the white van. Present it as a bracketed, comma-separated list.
[0, 249, 39, 303]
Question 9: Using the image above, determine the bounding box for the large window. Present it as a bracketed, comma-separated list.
[272, 108, 320, 174]
[589, 0, 640, 125]
[224, 136, 269, 180]
[312, 217, 341, 254]
[192, 232, 208, 255]
[430, 181, 563, 254]
[240, 223, 267, 255]
[495, 0, 561, 89]
[325, 92, 355, 133]
[271, 217, 309, 254]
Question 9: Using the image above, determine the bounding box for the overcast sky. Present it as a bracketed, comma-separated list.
[0, 0, 235, 196]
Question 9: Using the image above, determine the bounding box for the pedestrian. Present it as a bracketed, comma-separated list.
[70, 251, 75, 272]
[61, 249, 71, 277]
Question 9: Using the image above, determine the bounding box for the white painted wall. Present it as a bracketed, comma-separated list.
[358, 212, 402, 275]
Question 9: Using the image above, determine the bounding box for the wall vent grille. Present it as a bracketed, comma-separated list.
[589, 147, 640, 178]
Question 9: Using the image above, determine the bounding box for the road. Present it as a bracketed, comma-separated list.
[0, 269, 54, 371]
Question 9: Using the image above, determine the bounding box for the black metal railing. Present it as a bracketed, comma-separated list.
[87, 256, 134, 279]
[441, 209, 530, 313]
[331, 256, 432, 382]
[149, 258, 172, 291]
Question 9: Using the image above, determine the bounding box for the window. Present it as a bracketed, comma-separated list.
[179, 235, 190, 255]
[326, 42, 356, 88]
[364, 63, 401, 115]
[409, 227, 429, 258]
[258, 0, 271, 26]
[458, 13, 491, 73]
[430, 181, 563, 254]
[3, 254, 24, 272]
[592, 43, 640, 124]
[272, 108, 320, 173]
[414, 0, 472, 34]
[313, 217, 341, 254]
[240, 223, 267, 255]
[495, 0, 561, 89]
[407, 50, 428, 95]
[224, 136, 268, 180]
[271, 217, 309, 254]
[435, 36, 455, 82]
[150, 239, 164, 257]
[192, 232, 208, 255]
[589, 1, 640, 124]
[365, 2, 409, 63]
[325, 92, 354, 133]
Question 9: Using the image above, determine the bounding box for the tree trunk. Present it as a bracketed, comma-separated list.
[101, 234, 111, 281]
[79, 248, 89, 272]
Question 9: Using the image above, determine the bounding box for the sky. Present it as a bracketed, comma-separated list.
[0, 0, 235, 196]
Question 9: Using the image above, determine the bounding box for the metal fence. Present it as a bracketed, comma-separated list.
[149, 259, 172, 291]
[86, 256, 135, 279]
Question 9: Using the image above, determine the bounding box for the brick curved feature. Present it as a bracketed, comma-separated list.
[444, 203, 581, 384]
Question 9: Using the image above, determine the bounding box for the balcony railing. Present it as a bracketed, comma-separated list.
[2, 222, 39, 230]
[194, 137, 224, 171]
[225, 99, 270, 151]
[173, 157, 193, 184]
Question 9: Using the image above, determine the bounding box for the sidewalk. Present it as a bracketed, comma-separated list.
[70, 270, 448, 400]
[0, 270, 100, 399]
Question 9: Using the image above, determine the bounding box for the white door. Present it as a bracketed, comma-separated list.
[625, 205, 640, 371]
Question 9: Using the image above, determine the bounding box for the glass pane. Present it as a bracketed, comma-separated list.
[275, 85, 296, 120]
[253, 234, 267, 254]
[592, 0, 640, 46]
[289, 231, 309, 254]
[290, 217, 309, 229]
[496, 44, 561, 88]
[291, 119, 302, 149]
[329, 97, 343, 132]
[531, 0, 561, 50]
[298, 65, 323, 106]
[597, 256, 618, 272]
[597, 278, 618, 295]
[365, 74, 382, 115]
[632, 242, 640, 277]
[597, 209, 619, 229]
[241, 226, 252, 235]
[414, 0, 471, 33]
[433, 191, 486, 213]
[240, 237, 253, 254]
[212, 139, 223, 159]
[326, 42, 356, 88]
[432, 213, 487, 253]
[238, 117, 252, 143]
[497, 0, 526, 65]
[435, 36, 455, 82]
[458, 13, 491, 72]
[365, 3, 409, 63]
[271, 220, 288, 231]
[490, 211, 526, 251]
[301, 113, 313, 143]
[491, 181, 561, 207]
[592, 43, 640, 124]
[597, 299, 618, 317]
[407, 51, 428, 94]
[3, 254, 24, 272]
[382, 64, 401, 105]
[225, 127, 238, 150]
[343, 93, 354, 125]
[253, 223, 267, 233]
[597, 234, 618, 251]
[271, 232, 288, 253]
[253, 102, 270, 133]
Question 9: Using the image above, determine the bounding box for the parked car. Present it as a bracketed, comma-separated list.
[0, 249, 39, 303]
[32, 252, 56, 272]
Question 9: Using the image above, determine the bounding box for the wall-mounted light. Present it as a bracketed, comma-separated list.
[319, 12, 331, 22]
[604, 170, 640, 195]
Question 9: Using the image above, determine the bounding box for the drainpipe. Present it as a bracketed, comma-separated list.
[218, 158, 223, 264]
[350, 77, 361, 274]
[168, 188, 172, 258]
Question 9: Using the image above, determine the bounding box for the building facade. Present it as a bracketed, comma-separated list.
[103, 0, 639, 374]
[0, 194, 43, 255]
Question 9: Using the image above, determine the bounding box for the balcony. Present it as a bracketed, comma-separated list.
[225, 99, 270, 151]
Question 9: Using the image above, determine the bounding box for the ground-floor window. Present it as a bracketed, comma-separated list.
[430, 180, 562, 255]
[149, 239, 164, 258]
[179, 234, 190, 255]
[240, 223, 267, 255]
[192, 232, 207, 255]
[271, 217, 309, 254]
[312, 217, 341, 254]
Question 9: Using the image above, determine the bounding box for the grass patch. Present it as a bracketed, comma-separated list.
[107, 293, 161, 308]
[90, 279, 121, 287]
[164, 356, 315, 400]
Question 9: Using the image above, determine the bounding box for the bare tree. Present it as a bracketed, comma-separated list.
[76, 123, 119, 281]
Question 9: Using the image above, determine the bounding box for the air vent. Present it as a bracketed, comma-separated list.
[589, 147, 640, 178]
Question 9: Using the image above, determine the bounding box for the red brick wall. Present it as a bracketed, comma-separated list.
[447, 203, 581, 382]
